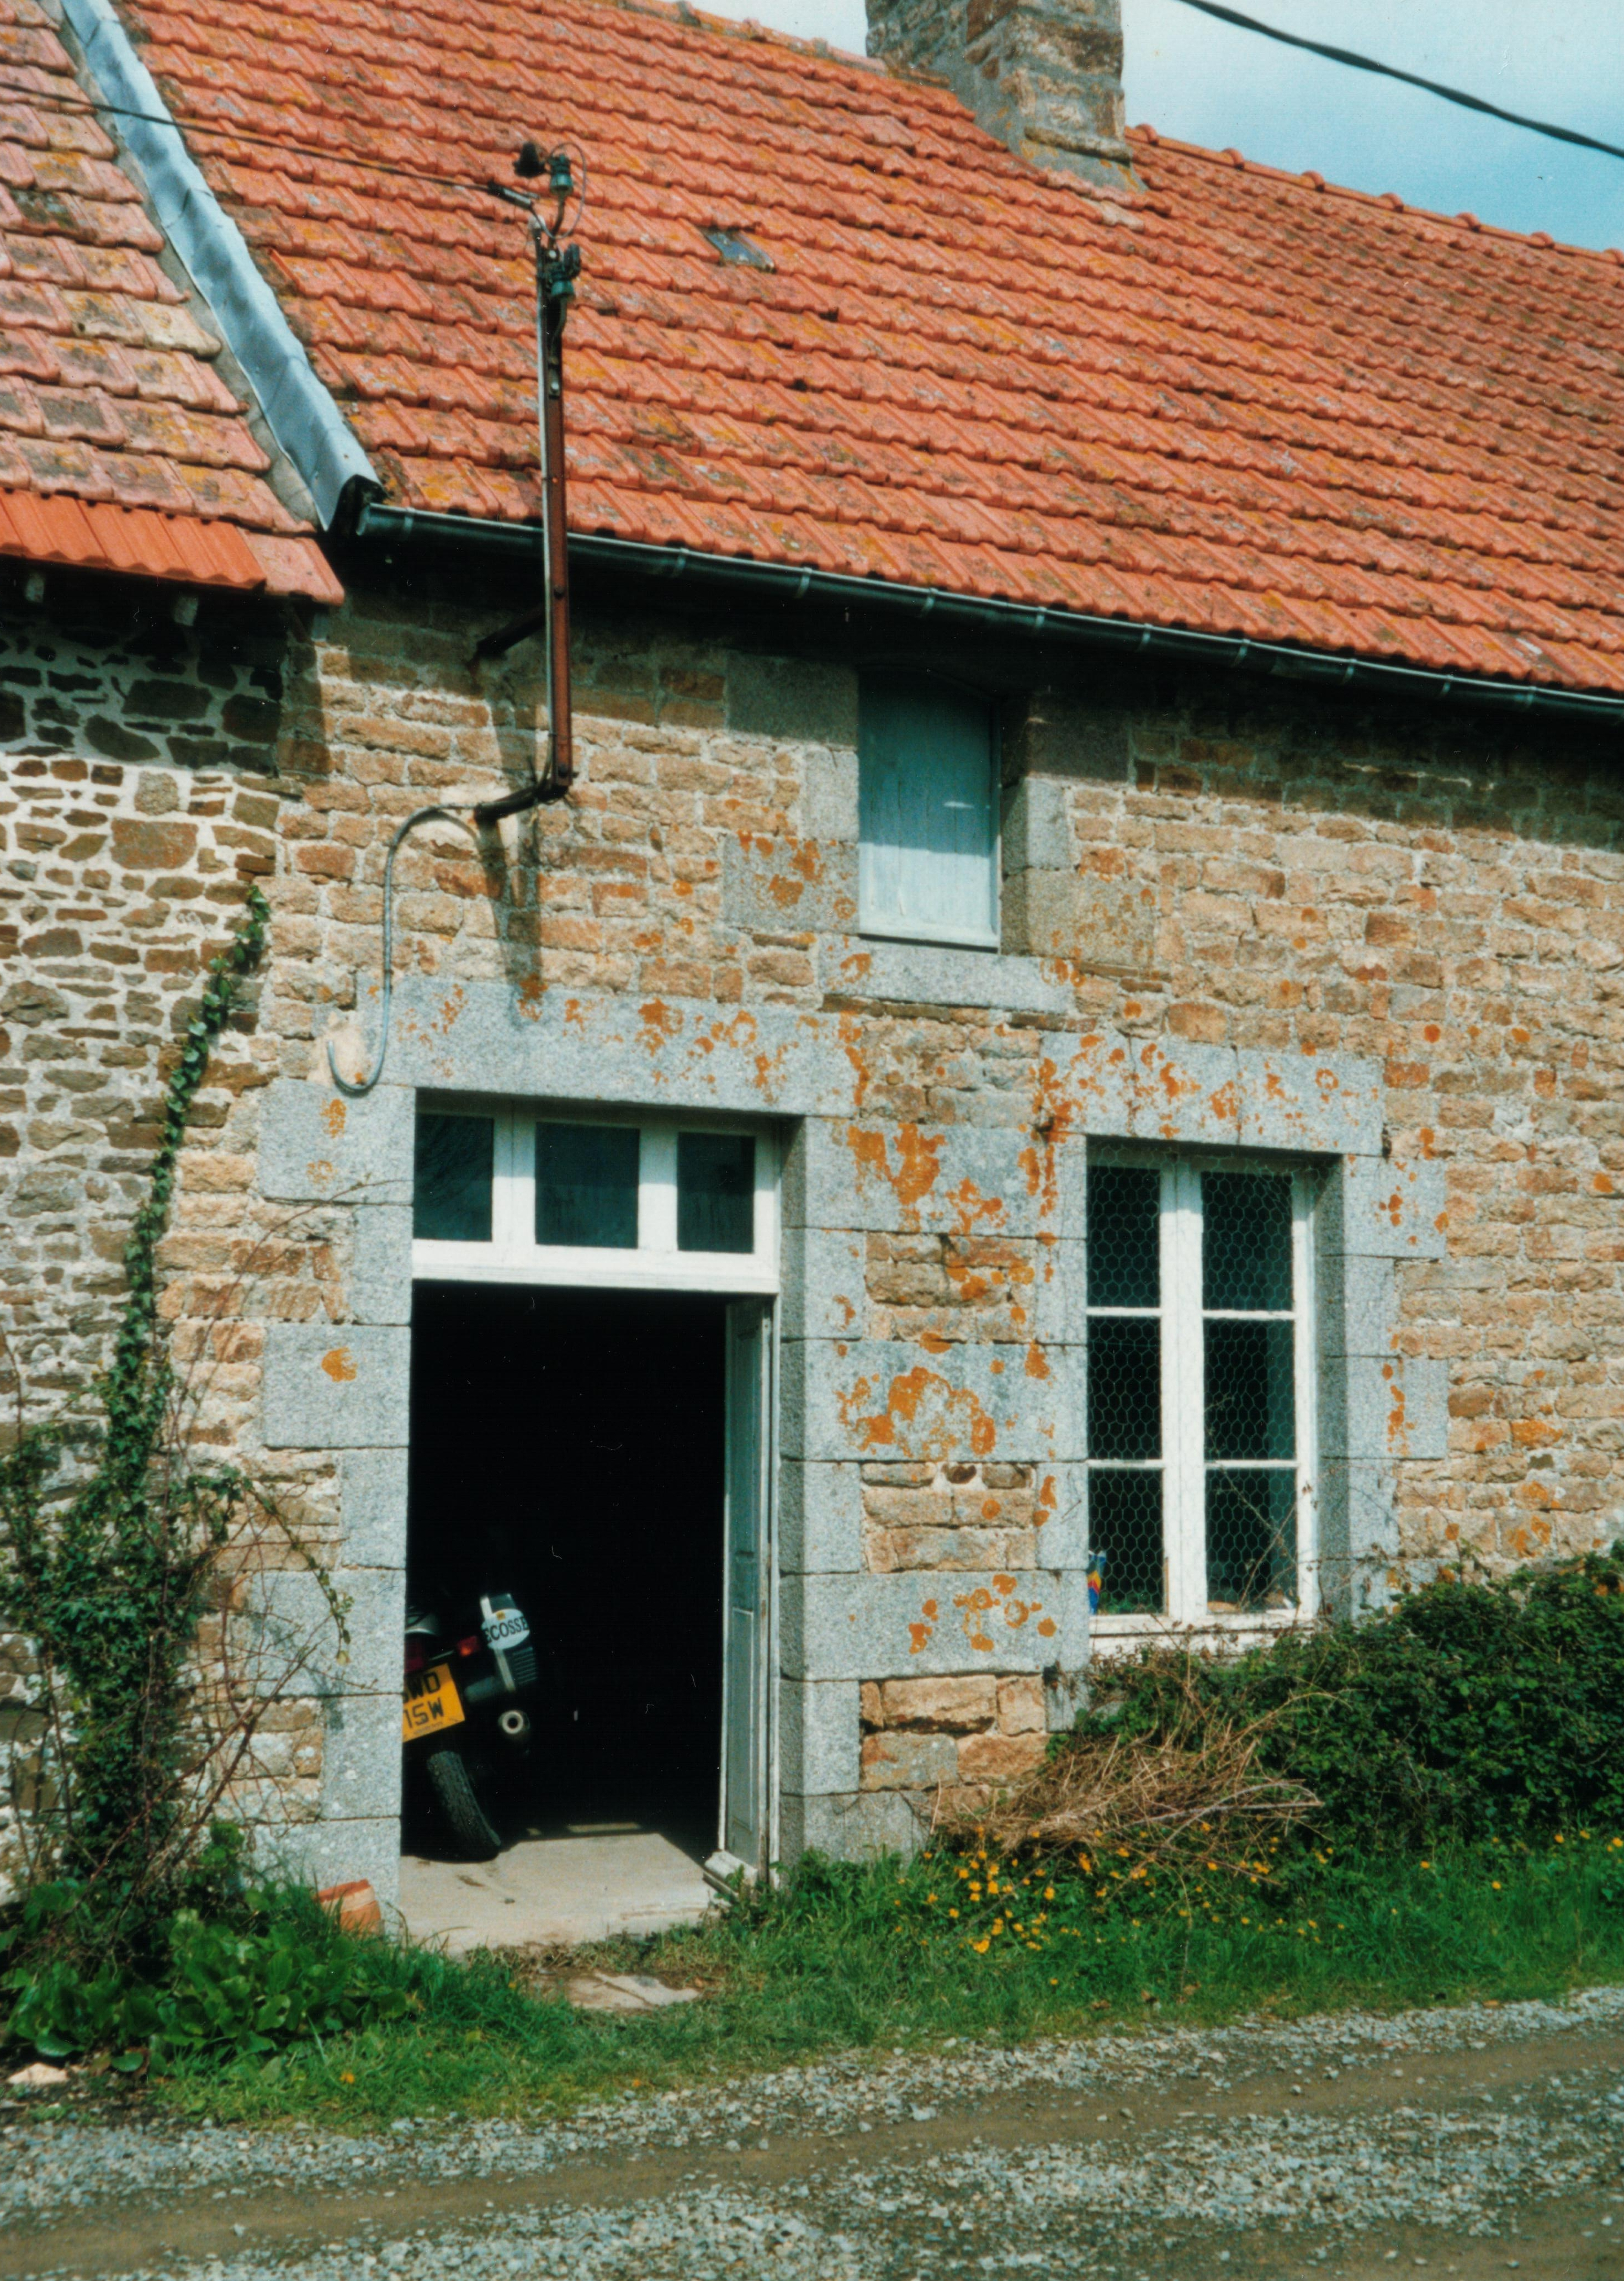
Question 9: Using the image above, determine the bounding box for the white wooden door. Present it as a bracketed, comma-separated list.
[720, 1299, 773, 1870]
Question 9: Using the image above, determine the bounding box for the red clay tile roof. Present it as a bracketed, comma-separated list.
[0, 0, 339, 600]
[110, 0, 1624, 689]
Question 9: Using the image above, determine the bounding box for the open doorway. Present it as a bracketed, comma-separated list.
[406, 1284, 732, 1864]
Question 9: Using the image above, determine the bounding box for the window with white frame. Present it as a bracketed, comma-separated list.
[1086, 1154, 1317, 1630]
[411, 1104, 778, 1293]
[858, 673, 998, 948]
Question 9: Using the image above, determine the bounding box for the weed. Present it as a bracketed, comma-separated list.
[149, 1833, 1624, 2129]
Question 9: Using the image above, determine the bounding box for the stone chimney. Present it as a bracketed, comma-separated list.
[867, 0, 1134, 187]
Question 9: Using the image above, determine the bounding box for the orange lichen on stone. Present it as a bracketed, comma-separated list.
[637, 999, 681, 1054]
[839, 1363, 1000, 1459]
[846, 1120, 944, 1227]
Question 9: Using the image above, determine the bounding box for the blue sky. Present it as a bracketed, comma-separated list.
[699, 0, 1624, 251]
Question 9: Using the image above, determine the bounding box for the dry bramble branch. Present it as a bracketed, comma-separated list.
[933, 1658, 1321, 1878]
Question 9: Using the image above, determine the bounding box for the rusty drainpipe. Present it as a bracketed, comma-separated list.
[326, 147, 582, 1098]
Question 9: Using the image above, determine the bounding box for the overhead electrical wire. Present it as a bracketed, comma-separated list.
[1169, 0, 1624, 166]
[0, 65, 505, 203]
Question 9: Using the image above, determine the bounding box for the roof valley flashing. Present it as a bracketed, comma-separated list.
[867, 0, 1137, 188]
[57, 0, 378, 528]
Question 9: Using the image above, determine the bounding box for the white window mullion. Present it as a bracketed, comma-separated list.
[1166, 1161, 1207, 1622]
[641, 1125, 677, 1256]
[1291, 1171, 1319, 1618]
[492, 1112, 528, 1267]
[753, 1129, 779, 1263]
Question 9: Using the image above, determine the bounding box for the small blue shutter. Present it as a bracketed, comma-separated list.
[858, 677, 997, 945]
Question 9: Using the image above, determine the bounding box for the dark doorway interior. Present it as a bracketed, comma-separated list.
[407, 1284, 728, 1861]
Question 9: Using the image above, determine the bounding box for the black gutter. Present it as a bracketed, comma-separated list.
[351, 500, 1624, 729]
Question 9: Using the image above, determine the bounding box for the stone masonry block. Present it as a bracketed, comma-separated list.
[1065, 1031, 1241, 1152]
[1028, 1240, 1087, 1346]
[1005, 868, 1160, 969]
[1032, 1460, 1088, 1569]
[258, 1078, 415, 1206]
[259, 1566, 405, 1697]
[320, 1691, 403, 1823]
[1001, 772, 1073, 873]
[257, 1815, 401, 1910]
[779, 1679, 860, 1795]
[1345, 1460, 1399, 1560]
[957, 1730, 1046, 1783]
[781, 1568, 1091, 1682]
[802, 745, 861, 844]
[352, 1204, 412, 1325]
[1323, 1353, 1449, 1464]
[261, 1323, 411, 1449]
[780, 1338, 1083, 1464]
[877, 1674, 996, 1730]
[779, 1789, 924, 1862]
[721, 834, 858, 933]
[1323, 1156, 1450, 1262]
[383, 977, 856, 1119]
[726, 652, 858, 753]
[781, 1225, 866, 1341]
[339, 1445, 410, 1569]
[1322, 1251, 1398, 1361]
[778, 1461, 864, 1575]
[1236, 1049, 1382, 1158]
[1009, 687, 1131, 781]
[861, 1728, 957, 1790]
[784, 1116, 1057, 1240]
[996, 1674, 1046, 1733]
[817, 934, 1071, 1015]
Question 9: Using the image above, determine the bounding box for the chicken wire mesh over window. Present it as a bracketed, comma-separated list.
[1086, 1157, 1314, 1627]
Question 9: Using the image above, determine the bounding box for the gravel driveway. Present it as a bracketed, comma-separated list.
[3, 1989, 1622, 2279]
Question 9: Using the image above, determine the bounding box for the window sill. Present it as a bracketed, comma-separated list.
[1090, 1607, 1312, 1659]
[856, 919, 1001, 952]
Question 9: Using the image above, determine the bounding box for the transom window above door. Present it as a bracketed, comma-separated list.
[1086, 1151, 1319, 1639]
[412, 1104, 779, 1293]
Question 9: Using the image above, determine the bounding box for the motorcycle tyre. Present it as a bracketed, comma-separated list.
[424, 1747, 502, 1861]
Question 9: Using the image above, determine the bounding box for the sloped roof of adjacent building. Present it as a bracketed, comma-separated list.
[88, 0, 1624, 687]
[0, 0, 339, 599]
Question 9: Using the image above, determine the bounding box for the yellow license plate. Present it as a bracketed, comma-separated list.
[402, 1664, 465, 1741]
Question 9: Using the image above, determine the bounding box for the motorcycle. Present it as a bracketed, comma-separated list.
[402, 1588, 539, 1861]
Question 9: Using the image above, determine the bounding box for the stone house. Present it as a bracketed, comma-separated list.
[1, 0, 1621, 1907]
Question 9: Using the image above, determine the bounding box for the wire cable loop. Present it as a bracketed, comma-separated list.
[324, 802, 486, 1099]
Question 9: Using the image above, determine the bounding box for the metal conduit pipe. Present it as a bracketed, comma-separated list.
[349, 500, 1624, 731]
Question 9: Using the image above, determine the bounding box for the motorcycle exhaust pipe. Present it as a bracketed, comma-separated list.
[497, 1707, 530, 1743]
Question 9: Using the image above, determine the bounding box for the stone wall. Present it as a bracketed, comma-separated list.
[2, 555, 1621, 1887]
[0, 568, 307, 1894]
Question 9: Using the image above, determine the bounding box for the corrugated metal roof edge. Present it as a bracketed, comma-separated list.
[61, 0, 379, 527]
[353, 500, 1624, 725]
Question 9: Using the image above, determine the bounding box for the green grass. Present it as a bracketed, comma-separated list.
[147, 1830, 1624, 2130]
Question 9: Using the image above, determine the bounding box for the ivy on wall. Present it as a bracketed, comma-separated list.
[0, 887, 347, 1961]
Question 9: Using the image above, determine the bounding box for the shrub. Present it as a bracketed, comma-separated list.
[1080, 1549, 1624, 1851]
[0, 1880, 408, 2066]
